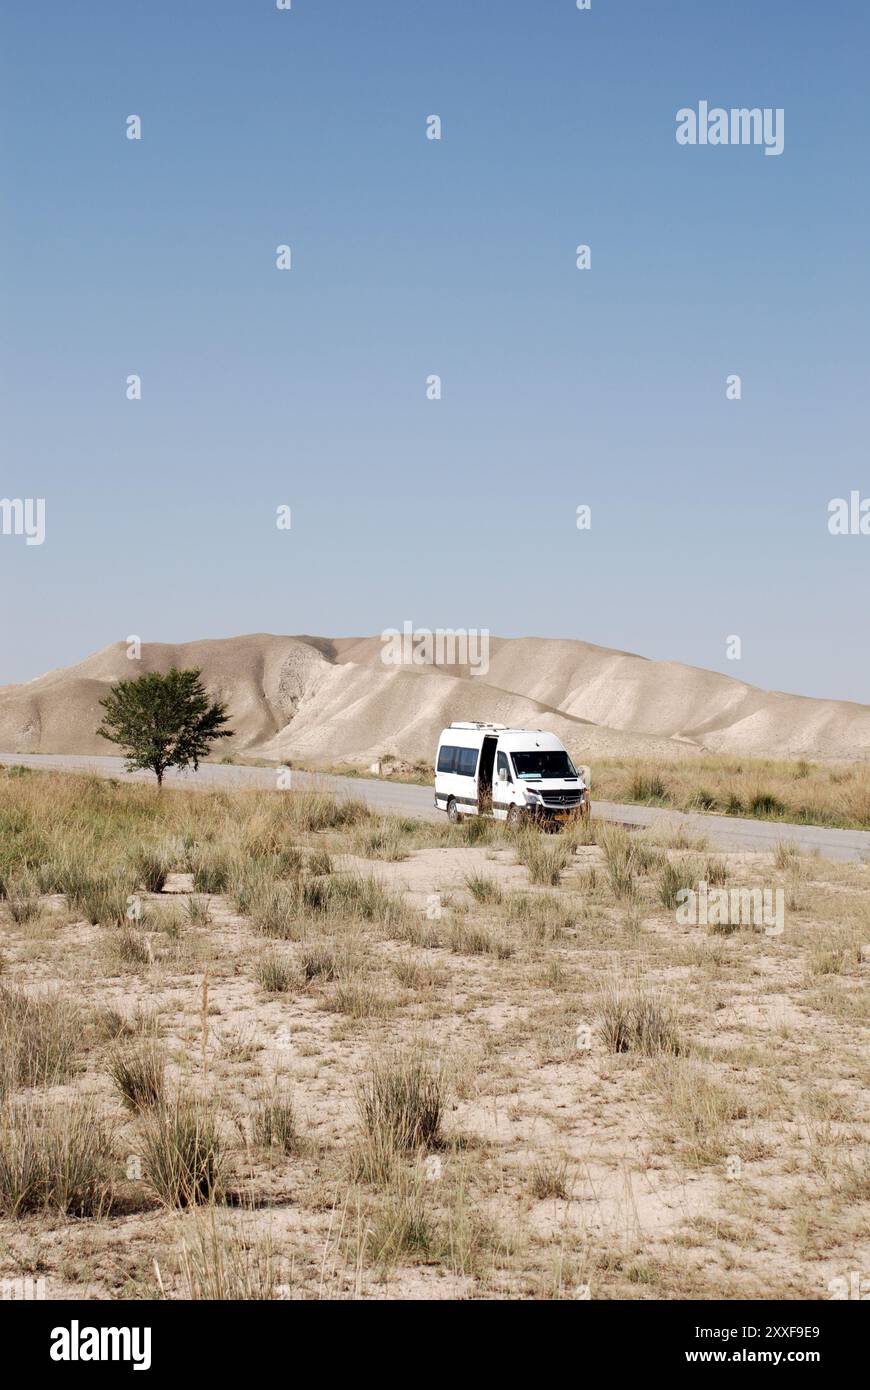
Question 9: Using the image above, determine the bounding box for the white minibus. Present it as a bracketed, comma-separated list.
[434, 722, 589, 826]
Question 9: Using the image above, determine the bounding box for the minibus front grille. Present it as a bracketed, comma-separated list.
[538, 791, 584, 808]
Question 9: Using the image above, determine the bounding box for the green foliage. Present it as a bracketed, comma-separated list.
[97, 667, 232, 788]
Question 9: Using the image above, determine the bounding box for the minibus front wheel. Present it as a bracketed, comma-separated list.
[446, 798, 460, 824]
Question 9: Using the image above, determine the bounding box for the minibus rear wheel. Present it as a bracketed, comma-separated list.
[447, 798, 460, 824]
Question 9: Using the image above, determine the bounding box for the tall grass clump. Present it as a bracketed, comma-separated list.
[658, 860, 685, 910]
[137, 1097, 224, 1208]
[184, 895, 212, 926]
[588, 755, 870, 831]
[298, 941, 340, 982]
[508, 891, 577, 941]
[255, 949, 295, 994]
[364, 1173, 436, 1268]
[773, 840, 799, 870]
[598, 825, 644, 902]
[190, 846, 234, 894]
[105, 927, 153, 970]
[352, 819, 408, 862]
[3, 873, 42, 924]
[0, 1101, 114, 1218]
[464, 872, 503, 904]
[247, 881, 305, 941]
[514, 829, 572, 886]
[356, 1048, 445, 1183]
[107, 1042, 166, 1112]
[597, 982, 681, 1056]
[61, 866, 133, 926]
[172, 1210, 285, 1300]
[630, 769, 669, 803]
[327, 873, 411, 932]
[281, 790, 368, 833]
[251, 1087, 297, 1153]
[448, 920, 513, 958]
[449, 814, 503, 846]
[749, 790, 786, 818]
[650, 1057, 745, 1166]
[130, 844, 173, 893]
[0, 985, 81, 1098]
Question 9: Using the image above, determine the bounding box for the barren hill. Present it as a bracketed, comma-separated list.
[0, 634, 867, 766]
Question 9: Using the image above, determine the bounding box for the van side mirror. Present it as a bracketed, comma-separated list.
[498, 766, 507, 782]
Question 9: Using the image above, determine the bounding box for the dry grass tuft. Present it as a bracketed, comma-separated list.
[597, 981, 682, 1056]
[514, 829, 573, 886]
[137, 1098, 224, 1208]
[355, 1048, 445, 1184]
[0, 1100, 114, 1218]
[107, 1043, 166, 1112]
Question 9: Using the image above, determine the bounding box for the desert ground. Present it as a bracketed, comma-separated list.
[1, 767, 867, 1300]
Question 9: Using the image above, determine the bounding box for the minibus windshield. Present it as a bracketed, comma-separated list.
[511, 751, 578, 780]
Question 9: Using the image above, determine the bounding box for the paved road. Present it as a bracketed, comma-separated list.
[1, 751, 869, 864]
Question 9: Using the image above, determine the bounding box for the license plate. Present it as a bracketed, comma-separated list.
[554, 811, 569, 822]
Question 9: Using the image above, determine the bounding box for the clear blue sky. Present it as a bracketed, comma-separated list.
[1, 0, 867, 702]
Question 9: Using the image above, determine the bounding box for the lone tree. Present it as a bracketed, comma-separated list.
[97, 667, 233, 788]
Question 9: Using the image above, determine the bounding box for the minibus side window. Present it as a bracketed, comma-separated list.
[437, 745, 457, 773]
[456, 747, 478, 777]
[496, 751, 511, 781]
